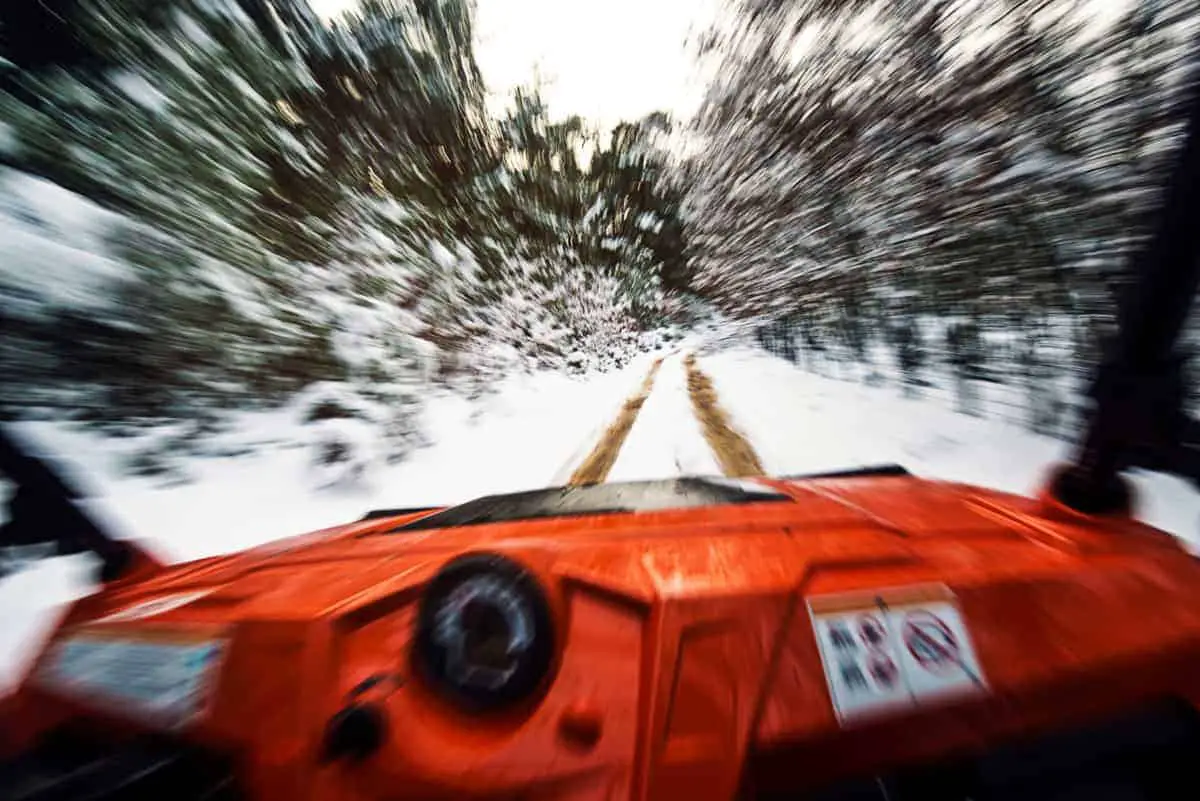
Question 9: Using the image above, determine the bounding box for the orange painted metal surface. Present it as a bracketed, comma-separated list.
[7, 471, 1200, 800]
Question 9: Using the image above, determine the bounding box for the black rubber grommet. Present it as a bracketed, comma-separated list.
[322, 703, 387, 762]
[414, 552, 556, 711]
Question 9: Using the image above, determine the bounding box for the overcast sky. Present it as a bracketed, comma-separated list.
[308, 0, 717, 132]
[306, 0, 1137, 135]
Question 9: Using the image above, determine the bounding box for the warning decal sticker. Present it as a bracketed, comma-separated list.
[35, 626, 228, 731]
[808, 584, 986, 725]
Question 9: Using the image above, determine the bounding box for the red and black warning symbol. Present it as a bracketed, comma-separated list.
[854, 613, 898, 691]
[866, 651, 899, 689]
[858, 614, 886, 649]
[902, 610, 959, 673]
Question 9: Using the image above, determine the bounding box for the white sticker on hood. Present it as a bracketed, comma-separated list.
[39, 630, 227, 730]
[809, 584, 988, 725]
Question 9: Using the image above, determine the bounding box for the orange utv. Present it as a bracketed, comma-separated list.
[8, 32, 1200, 801]
[7, 460, 1200, 801]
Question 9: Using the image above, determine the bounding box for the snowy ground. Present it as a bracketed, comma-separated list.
[697, 347, 1200, 540]
[4, 343, 1200, 690]
[607, 352, 719, 481]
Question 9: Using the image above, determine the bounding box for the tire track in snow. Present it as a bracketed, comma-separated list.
[606, 353, 720, 481]
[547, 355, 662, 486]
[566, 358, 664, 485]
[684, 353, 765, 477]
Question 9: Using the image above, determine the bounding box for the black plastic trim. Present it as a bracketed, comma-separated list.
[782, 464, 910, 481]
[755, 699, 1200, 800]
[0, 728, 241, 801]
[389, 477, 789, 533]
[359, 506, 439, 522]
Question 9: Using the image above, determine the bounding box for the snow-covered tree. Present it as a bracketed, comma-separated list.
[680, 0, 1200, 425]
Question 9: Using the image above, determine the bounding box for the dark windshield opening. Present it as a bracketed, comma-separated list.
[388, 477, 789, 532]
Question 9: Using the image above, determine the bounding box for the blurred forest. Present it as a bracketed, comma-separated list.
[680, 0, 1200, 435]
[4, 0, 1200, 460]
[0, 0, 687, 460]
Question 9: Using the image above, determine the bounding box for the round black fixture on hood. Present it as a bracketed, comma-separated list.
[414, 553, 555, 711]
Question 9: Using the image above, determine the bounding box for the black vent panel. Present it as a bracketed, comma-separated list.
[0, 728, 241, 801]
[761, 701, 1200, 801]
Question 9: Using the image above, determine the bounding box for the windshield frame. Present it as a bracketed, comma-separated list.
[385, 476, 790, 532]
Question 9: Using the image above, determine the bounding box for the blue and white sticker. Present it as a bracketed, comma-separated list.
[39, 632, 227, 729]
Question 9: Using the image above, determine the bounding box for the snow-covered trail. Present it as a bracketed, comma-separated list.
[563, 357, 665, 486]
[606, 352, 719, 482]
[696, 347, 1200, 545]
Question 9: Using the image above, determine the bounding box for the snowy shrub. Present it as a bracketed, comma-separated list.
[123, 448, 187, 481]
[1019, 334, 1069, 438]
[118, 426, 197, 485]
[439, 256, 650, 383]
[359, 381, 429, 463]
[306, 417, 380, 491]
[565, 352, 590, 374]
[292, 381, 378, 487]
[290, 377, 425, 476]
[293, 382, 381, 426]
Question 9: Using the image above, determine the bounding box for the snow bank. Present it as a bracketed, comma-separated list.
[698, 347, 1200, 544]
[4, 357, 655, 561]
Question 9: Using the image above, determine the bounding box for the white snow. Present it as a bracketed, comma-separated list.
[174, 11, 218, 52]
[607, 353, 720, 481]
[0, 122, 17, 156]
[430, 241, 457, 270]
[582, 196, 606, 225]
[109, 70, 170, 113]
[696, 347, 1200, 543]
[635, 212, 663, 233]
[0, 168, 131, 310]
